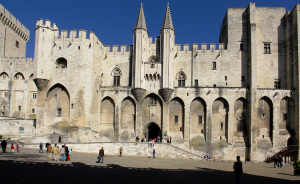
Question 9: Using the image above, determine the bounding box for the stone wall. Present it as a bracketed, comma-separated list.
[0, 117, 35, 139]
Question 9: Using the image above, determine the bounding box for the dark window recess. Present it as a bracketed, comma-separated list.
[150, 97, 157, 105]
[237, 120, 245, 132]
[212, 62, 216, 70]
[264, 43, 271, 54]
[114, 76, 120, 86]
[32, 108, 35, 113]
[240, 43, 244, 51]
[195, 79, 198, 87]
[4, 92, 8, 97]
[242, 76, 245, 81]
[274, 80, 280, 89]
[220, 122, 223, 130]
[19, 106, 21, 111]
[16, 41, 19, 48]
[199, 116, 202, 124]
[213, 84, 216, 88]
[225, 76, 227, 81]
[32, 93, 37, 99]
[150, 63, 155, 68]
[201, 129, 204, 134]
[78, 46, 80, 50]
[57, 108, 62, 117]
[71, 103, 73, 109]
[59, 47, 61, 50]
[175, 116, 178, 123]
[283, 113, 287, 121]
[178, 80, 185, 87]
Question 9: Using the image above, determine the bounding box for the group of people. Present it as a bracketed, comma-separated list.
[274, 155, 284, 168]
[1, 140, 21, 153]
[39, 142, 72, 162]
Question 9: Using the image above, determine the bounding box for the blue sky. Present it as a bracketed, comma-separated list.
[2, 0, 300, 58]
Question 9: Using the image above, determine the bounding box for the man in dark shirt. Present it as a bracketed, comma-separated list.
[278, 155, 283, 168]
[233, 156, 243, 184]
[99, 147, 104, 163]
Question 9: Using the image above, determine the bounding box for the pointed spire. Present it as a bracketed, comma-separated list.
[134, 3, 147, 31]
[161, 2, 174, 31]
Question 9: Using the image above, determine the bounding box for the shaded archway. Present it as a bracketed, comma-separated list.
[280, 97, 295, 136]
[14, 72, 25, 80]
[100, 97, 115, 132]
[45, 83, 70, 127]
[146, 122, 161, 141]
[190, 97, 206, 139]
[169, 97, 185, 141]
[120, 97, 136, 139]
[257, 97, 273, 143]
[212, 97, 229, 143]
[234, 98, 248, 137]
[56, 57, 67, 68]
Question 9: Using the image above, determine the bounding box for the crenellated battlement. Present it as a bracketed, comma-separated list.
[0, 4, 30, 41]
[36, 19, 58, 30]
[174, 43, 226, 52]
[104, 45, 130, 55]
[0, 57, 34, 65]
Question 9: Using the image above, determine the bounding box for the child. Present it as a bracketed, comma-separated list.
[16, 144, 20, 153]
[11, 143, 15, 153]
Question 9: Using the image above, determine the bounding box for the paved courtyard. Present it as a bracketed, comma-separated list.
[0, 147, 299, 183]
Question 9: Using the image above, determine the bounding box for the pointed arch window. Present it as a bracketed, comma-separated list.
[176, 71, 186, 87]
[112, 67, 122, 86]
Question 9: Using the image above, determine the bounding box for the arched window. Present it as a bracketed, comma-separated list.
[112, 67, 122, 86]
[14, 73, 25, 80]
[32, 108, 35, 113]
[0, 72, 9, 80]
[56, 57, 67, 68]
[176, 71, 186, 87]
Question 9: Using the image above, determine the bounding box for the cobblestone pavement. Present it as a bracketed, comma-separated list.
[0, 148, 299, 183]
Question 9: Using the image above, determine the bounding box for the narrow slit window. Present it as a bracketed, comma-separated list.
[212, 62, 216, 70]
[264, 43, 271, 54]
[16, 41, 19, 48]
[220, 122, 223, 130]
[57, 108, 62, 117]
[195, 79, 198, 87]
[283, 113, 287, 121]
[175, 116, 178, 124]
[198, 116, 202, 124]
[240, 43, 243, 51]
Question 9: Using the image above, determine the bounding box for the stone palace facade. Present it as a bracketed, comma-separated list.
[0, 3, 299, 161]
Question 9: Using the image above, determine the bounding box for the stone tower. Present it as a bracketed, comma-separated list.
[159, 3, 175, 102]
[132, 4, 148, 101]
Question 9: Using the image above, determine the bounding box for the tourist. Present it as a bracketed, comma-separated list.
[148, 138, 152, 147]
[21, 139, 24, 147]
[157, 136, 160, 143]
[206, 152, 210, 160]
[153, 149, 155, 158]
[99, 147, 104, 163]
[274, 156, 278, 168]
[68, 147, 72, 161]
[120, 147, 123, 157]
[166, 137, 169, 143]
[154, 137, 156, 142]
[47, 144, 52, 159]
[11, 143, 15, 153]
[52, 144, 59, 161]
[16, 143, 20, 153]
[170, 136, 172, 144]
[65, 145, 69, 161]
[59, 135, 62, 143]
[152, 139, 155, 147]
[45, 142, 50, 149]
[60, 146, 65, 161]
[233, 156, 243, 184]
[39, 142, 44, 153]
[1, 139, 7, 152]
[278, 155, 283, 168]
[141, 138, 144, 142]
[136, 136, 139, 142]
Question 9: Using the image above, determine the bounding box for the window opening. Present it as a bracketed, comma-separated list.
[242, 76, 245, 81]
[225, 76, 227, 81]
[150, 97, 157, 105]
[264, 43, 271, 54]
[175, 116, 178, 124]
[78, 46, 80, 50]
[32, 93, 37, 99]
[220, 122, 223, 130]
[16, 41, 19, 48]
[57, 108, 62, 117]
[150, 63, 155, 68]
[32, 108, 35, 113]
[240, 43, 243, 51]
[19, 106, 21, 111]
[283, 113, 287, 121]
[201, 129, 204, 134]
[212, 62, 216, 70]
[195, 79, 198, 87]
[112, 67, 122, 86]
[274, 80, 280, 89]
[177, 73, 186, 87]
[198, 116, 202, 124]
[4, 92, 8, 98]
[3, 105, 6, 110]
[213, 84, 216, 88]
[71, 103, 73, 109]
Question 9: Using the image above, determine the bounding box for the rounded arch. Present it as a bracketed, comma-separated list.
[169, 97, 185, 140]
[213, 97, 229, 110]
[14, 72, 25, 80]
[148, 55, 158, 63]
[170, 97, 185, 106]
[190, 97, 207, 138]
[144, 122, 161, 141]
[56, 57, 67, 68]
[111, 67, 122, 76]
[142, 93, 163, 105]
[121, 97, 136, 134]
[280, 96, 295, 135]
[259, 96, 273, 107]
[175, 71, 187, 80]
[47, 83, 70, 99]
[212, 97, 229, 143]
[0, 72, 9, 79]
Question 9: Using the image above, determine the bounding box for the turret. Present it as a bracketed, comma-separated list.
[131, 3, 148, 101]
[33, 19, 58, 91]
[159, 3, 175, 102]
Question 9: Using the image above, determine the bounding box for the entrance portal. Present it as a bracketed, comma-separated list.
[147, 123, 160, 141]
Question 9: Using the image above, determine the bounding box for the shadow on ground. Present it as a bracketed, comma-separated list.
[1, 158, 299, 184]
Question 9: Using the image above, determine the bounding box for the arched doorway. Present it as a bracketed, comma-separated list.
[287, 137, 294, 146]
[146, 123, 160, 141]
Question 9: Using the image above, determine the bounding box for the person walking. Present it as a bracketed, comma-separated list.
[68, 147, 72, 161]
[274, 156, 278, 168]
[52, 144, 59, 161]
[233, 156, 243, 184]
[11, 143, 15, 153]
[99, 147, 104, 163]
[153, 149, 155, 158]
[278, 155, 283, 168]
[120, 147, 123, 157]
[60, 146, 65, 161]
[47, 144, 52, 159]
[16, 143, 20, 153]
[39, 142, 44, 153]
[1, 139, 7, 153]
[166, 137, 169, 143]
[206, 152, 210, 160]
[170, 136, 172, 144]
